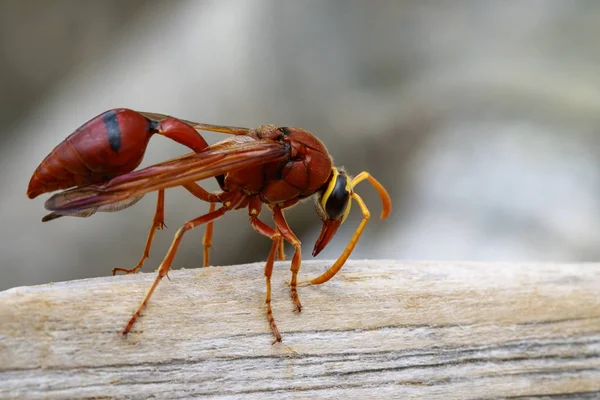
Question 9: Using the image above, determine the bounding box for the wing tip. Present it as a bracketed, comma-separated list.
[42, 212, 63, 222]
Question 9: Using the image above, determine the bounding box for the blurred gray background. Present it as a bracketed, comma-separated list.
[2, 0, 600, 291]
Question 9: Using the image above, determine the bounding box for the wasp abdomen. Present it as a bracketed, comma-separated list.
[27, 109, 157, 198]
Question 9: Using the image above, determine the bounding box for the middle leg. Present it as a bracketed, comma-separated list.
[248, 197, 284, 343]
[113, 189, 166, 275]
[202, 203, 216, 266]
[183, 182, 220, 267]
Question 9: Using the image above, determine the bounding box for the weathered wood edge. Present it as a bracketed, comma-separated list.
[1, 260, 599, 399]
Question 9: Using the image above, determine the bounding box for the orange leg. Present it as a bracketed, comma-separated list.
[248, 198, 283, 343]
[264, 239, 282, 344]
[273, 206, 303, 312]
[276, 236, 286, 261]
[183, 183, 221, 267]
[267, 205, 286, 261]
[113, 189, 166, 275]
[202, 203, 216, 267]
[182, 182, 220, 203]
[350, 172, 391, 220]
[122, 205, 228, 335]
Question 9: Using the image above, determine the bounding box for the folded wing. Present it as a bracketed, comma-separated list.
[43, 139, 288, 217]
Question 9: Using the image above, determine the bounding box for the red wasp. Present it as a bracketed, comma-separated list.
[27, 109, 391, 342]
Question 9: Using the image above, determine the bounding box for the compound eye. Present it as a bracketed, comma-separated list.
[321, 172, 350, 220]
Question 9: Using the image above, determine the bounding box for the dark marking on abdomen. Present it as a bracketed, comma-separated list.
[102, 110, 121, 152]
[146, 118, 159, 132]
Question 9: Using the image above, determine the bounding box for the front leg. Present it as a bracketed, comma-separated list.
[112, 189, 166, 276]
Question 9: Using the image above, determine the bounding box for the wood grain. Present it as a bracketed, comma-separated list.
[1, 260, 599, 399]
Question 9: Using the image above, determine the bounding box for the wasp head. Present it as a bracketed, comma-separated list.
[313, 168, 352, 256]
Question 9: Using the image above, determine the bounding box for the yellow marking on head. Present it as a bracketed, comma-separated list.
[320, 168, 339, 213]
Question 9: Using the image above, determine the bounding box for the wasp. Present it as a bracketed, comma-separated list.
[27, 109, 391, 342]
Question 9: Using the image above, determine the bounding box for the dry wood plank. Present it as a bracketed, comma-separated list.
[0, 260, 599, 399]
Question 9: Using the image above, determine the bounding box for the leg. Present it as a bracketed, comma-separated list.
[264, 239, 282, 344]
[203, 203, 216, 266]
[182, 183, 221, 267]
[276, 236, 286, 261]
[182, 182, 220, 203]
[113, 189, 166, 275]
[349, 172, 392, 220]
[272, 206, 303, 312]
[248, 197, 283, 343]
[122, 205, 228, 335]
[267, 205, 286, 261]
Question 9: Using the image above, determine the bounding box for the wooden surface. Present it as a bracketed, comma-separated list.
[0, 260, 599, 399]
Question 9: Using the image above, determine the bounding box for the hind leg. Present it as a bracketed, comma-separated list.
[113, 189, 166, 275]
[122, 205, 229, 335]
[182, 183, 221, 267]
[248, 197, 285, 342]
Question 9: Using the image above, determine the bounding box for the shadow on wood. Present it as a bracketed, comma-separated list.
[1, 260, 599, 399]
